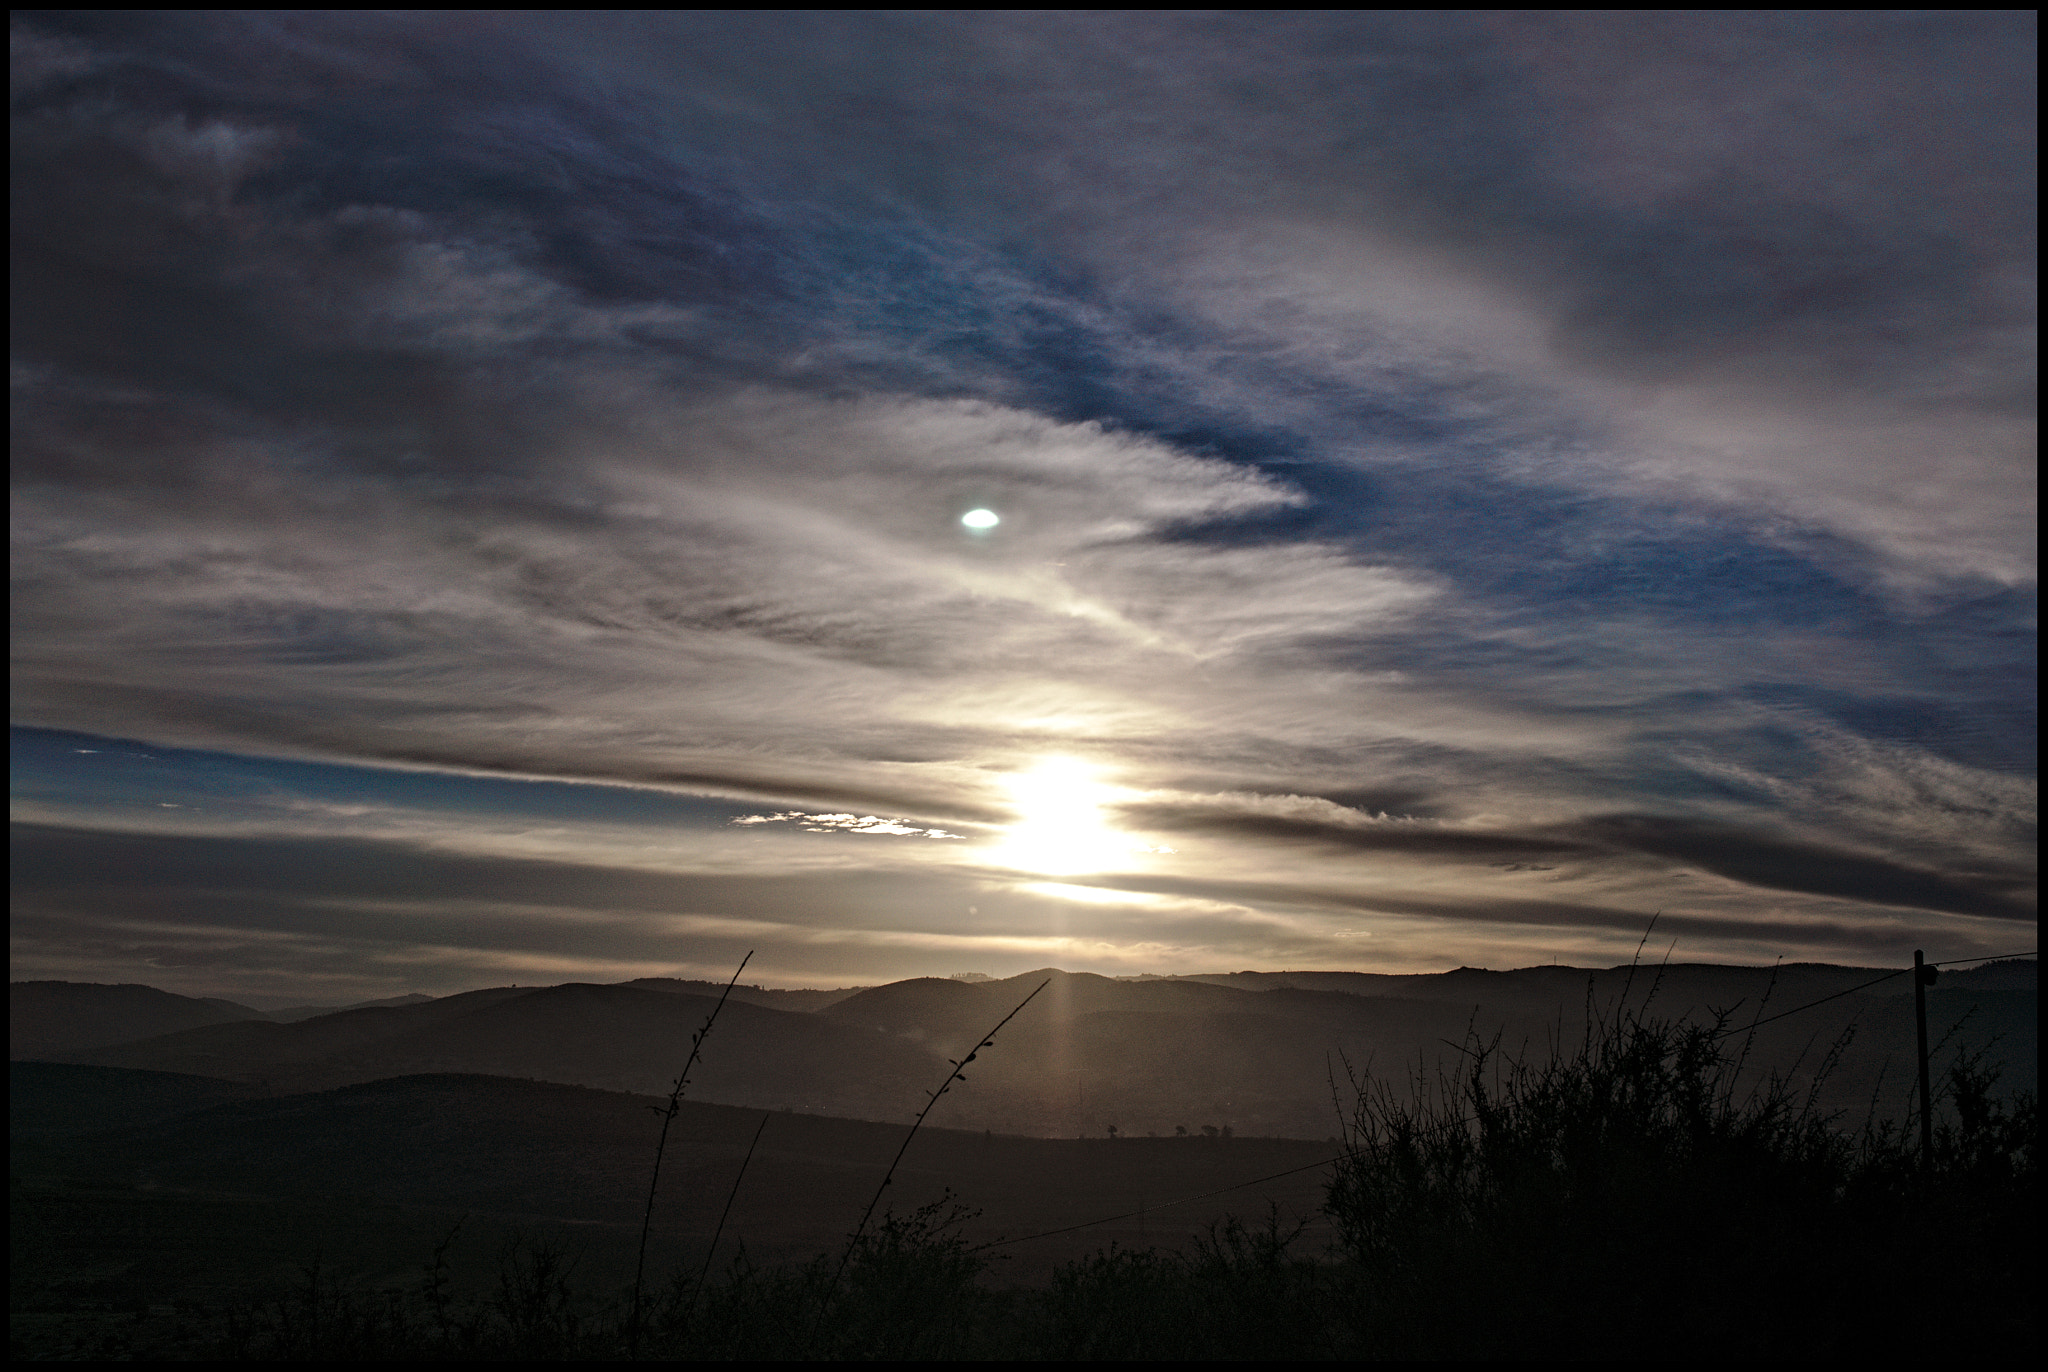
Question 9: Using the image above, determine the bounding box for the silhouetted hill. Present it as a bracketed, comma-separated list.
[10, 1064, 1335, 1284]
[824, 968, 1280, 1038]
[1942, 958, 2037, 992]
[821, 974, 1010, 1034]
[333, 982, 943, 1116]
[24, 964, 2035, 1139]
[266, 993, 438, 1023]
[10, 981, 268, 1059]
[1159, 961, 1983, 1006]
[626, 977, 868, 1012]
[989, 968, 1254, 1016]
[53, 985, 542, 1078]
[9, 1061, 264, 1138]
[53, 983, 948, 1122]
[811, 963, 2036, 1137]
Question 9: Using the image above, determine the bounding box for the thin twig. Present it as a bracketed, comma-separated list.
[629, 950, 752, 1352]
[1325, 1050, 1350, 1145]
[823, 979, 1049, 1310]
[690, 1110, 771, 1307]
[1617, 910, 1662, 1018]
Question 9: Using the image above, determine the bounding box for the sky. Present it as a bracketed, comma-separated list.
[10, 11, 2037, 1002]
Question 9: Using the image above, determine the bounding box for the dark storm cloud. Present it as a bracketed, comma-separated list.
[10, 12, 2035, 986]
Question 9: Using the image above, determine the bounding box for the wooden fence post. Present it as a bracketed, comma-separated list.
[1913, 949, 1936, 1173]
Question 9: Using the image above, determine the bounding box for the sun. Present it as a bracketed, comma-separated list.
[987, 756, 1133, 876]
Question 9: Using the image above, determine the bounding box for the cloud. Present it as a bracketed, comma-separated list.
[1119, 792, 2034, 920]
[1569, 815, 2033, 922]
[734, 812, 963, 839]
[15, 380, 1433, 790]
[17, 816, 2011, 1000]
[9, 13, 2034, 989]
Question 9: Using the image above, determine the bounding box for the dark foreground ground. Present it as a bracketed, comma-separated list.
[12, 1064, 1333, 1359]
[12, 1022, 2039, 1360]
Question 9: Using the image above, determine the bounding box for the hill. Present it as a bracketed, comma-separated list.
[9, 981, 268, 1059]
[625, 976, 869, 1012]
[10, 1064, 1335, 1290]
[265, 993, 438, 1023]
[17, 964, 2035, 1139]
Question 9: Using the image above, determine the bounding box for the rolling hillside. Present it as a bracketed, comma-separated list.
[15, 963, 2035, 1138]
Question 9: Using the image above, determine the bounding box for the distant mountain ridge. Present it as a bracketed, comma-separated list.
[9, 982, 471, 1055]
[13, 962, 2034, 1138]
[268, 993, 438, 1023]
[624, 977, 869, 1012]
[1144, 959, 2037, 999]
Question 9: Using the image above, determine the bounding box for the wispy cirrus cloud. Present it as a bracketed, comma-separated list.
[10, 12, 2033, 998]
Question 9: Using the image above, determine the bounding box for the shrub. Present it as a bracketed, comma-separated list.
[1029, 1210, 1331, 1360]
[1322, 1002, 2038, 1360]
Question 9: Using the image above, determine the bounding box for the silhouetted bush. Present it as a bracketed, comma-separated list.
[1319, 1002, 2038, 1359]
[1029, 1211, 1333, 1359]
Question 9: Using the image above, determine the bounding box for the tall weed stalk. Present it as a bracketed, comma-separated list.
[629, 950, 752, 1350]
[821, 979, 1049, 1316]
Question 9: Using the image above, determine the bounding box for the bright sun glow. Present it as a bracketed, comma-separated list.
[961, 507, 1000, 529]
[988, 756, 1142, 876]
